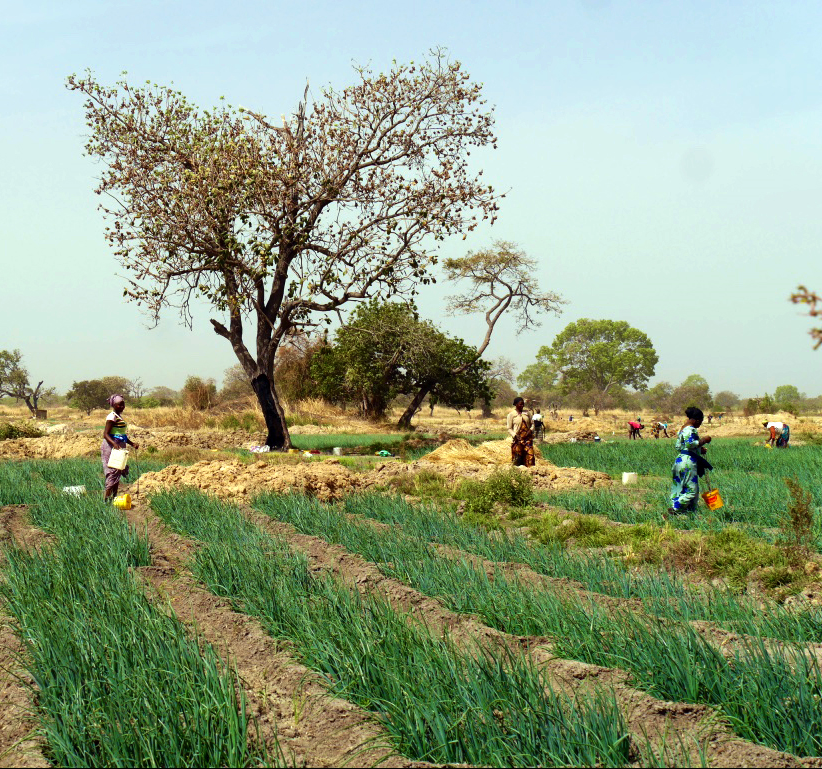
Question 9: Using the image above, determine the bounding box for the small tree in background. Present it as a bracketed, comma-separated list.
[713, 390, 741, 413]
[670, 374, 712, 414]
[221, 364, 255, 402]
[0, 350, 54, 417]
[182, 377, 217, 410]
[533, 319, 658, 415]
[66, 379, 110, 415]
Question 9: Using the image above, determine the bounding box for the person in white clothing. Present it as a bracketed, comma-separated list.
[532, 408, 544, 441]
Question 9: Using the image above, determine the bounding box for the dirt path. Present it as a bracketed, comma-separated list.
[244, 506, 818, 768]
[0, 507, 50, 768]
[124, 500, 430, 768]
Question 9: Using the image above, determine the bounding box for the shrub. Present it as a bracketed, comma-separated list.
[779, 477, 816, 557]
[0, 421, 44, 440]
[460, 468, 534, 520]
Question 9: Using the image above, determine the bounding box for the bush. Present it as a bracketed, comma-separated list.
[0, 421, 45, 440]
[219, 412, 262, 431]
[779, 477, 816, 557]
[459, 468, 534, 520]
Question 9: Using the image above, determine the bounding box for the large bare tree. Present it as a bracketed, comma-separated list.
[396, 240, 565, 428]
[68, 51, 499, 448]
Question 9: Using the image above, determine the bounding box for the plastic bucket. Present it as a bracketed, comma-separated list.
[113, 493, 132, 510]
[107, 449, 129, 470]
[701, 489, 724, 511]
[332, 447, 343, 456]
[622, 472, 638, 485]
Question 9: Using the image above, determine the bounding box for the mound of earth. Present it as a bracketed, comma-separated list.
[139, 459, 367, 501]
[0, 428, 261, 459]
[372, 439, 610, 491]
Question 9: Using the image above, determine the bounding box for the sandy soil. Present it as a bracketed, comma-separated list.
[134, 439, 611, 501]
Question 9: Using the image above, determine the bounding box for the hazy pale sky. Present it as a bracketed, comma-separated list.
[1, 1, 820, 396]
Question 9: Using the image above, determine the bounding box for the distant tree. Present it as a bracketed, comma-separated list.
[0, 350, 54, 417]
[221, 364, 255, 402]
[147, 386, 179, 406]
[182, 376, 217, 411]
[713, 390, 741, 413]
[669, 374, 712, 414]
[644, 381, 674, 413]
[273, 334, 325, 405]
[535, 319, 657, 415]
[774, 385, 802, 409]
[66, 379, 110, 415]
[743, 394, 776, 416]
[517, 360, 558, 393]
[311, 300, 493, 425]
[127, 377, 147, 400]
[98, 376, 132, 398]
[69, 51, 499, 450]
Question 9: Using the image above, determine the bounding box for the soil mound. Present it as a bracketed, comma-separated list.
[374, 439, 610, 491]
[0, 428, 261, 459]
[139, 459, 366, 501]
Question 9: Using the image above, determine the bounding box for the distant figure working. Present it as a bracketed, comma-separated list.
[102, 394, 139, 502]
[508, 397, 535, 467]
[628, 419, 644, 440]
[532, 408, 544, 441]
[763, 420, 790, 448]
[651, 421, 670, 439]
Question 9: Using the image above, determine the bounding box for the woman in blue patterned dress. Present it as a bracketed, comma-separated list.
[668, 406, 712, 515]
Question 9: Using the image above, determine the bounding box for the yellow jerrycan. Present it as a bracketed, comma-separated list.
[701, 472, 724, 511]
[112, 493, 132, 510]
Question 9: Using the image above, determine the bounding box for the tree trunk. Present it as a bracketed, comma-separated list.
[251, 373, 290, 450]
[480, 398, 492, 418]
[397, 385, 432, 430]
[22, 395, 36, 418]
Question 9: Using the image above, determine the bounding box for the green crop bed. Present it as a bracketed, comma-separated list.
[540, 439, 822, 543]
[150, 488, 632, 768]
[0, 467, 266, 767]
[255, 490, 822, 757]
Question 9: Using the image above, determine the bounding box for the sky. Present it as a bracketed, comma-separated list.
[1, 0, 820, 397]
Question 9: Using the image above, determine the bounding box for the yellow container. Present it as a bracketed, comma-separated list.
[701, 488, 724, 511]
[113, 493, 132, 510]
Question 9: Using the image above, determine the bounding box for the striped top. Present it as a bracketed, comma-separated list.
[106, 411, 127, 440]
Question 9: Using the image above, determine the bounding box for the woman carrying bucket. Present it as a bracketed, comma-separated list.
[101, 394, 139, 502]
[668, 406, 711, 515]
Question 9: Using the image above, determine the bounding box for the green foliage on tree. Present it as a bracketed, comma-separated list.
[773, 384, 803, 414]
[0, 350, 53, 417]
[310, 301, 493, 423]
[66, 380, 111, 415]
[532, 319, 657, 413]
[669, 374, 712, 414]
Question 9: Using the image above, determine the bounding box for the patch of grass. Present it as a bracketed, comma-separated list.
[382, 468, 454, 499]
[289, 432, 407, 451]
[219, 411, 263, 431]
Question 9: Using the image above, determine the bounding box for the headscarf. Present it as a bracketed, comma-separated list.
[108, 394, 125, 408]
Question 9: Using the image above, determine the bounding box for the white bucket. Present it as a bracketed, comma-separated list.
[622, 472, 638, 485]
[62, 485, 86, 496]
[107, 449, 129, 470]
[332, 447, 343, 456]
